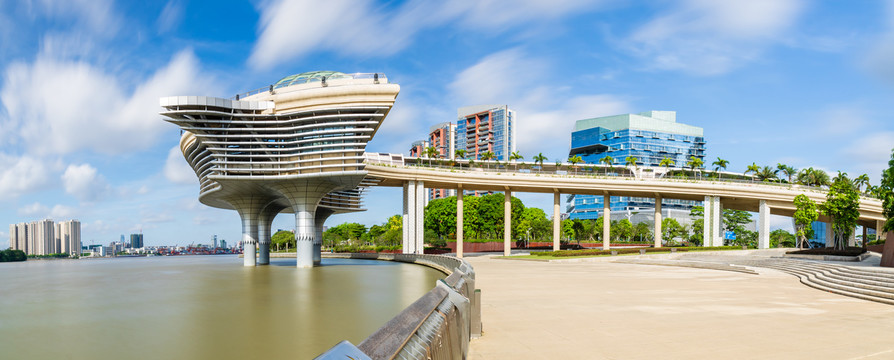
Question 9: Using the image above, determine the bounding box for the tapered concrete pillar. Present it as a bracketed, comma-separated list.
[403, 181, 414, 254]
[758, 200, 770, 249]
[504, 190, 512, 256]
[703, 196, 713, 247]
[271, 180, 342, 268]
[849, 229, 857, 247]
[553, 192, 561, 251]
[241, 213, 258, 267]
[415, 180, 425, 254]
[314, 208, 335, 265]
[863, 225, 868, 247]
[711, 197, 722, 246]
[257, 204, 284, 266]
[878, 220, 885, 242]
[654, 195, 662, 248]
[457, 189, 464, 258]
[603, 194, 611, 250]
[294, 202, 316, 268]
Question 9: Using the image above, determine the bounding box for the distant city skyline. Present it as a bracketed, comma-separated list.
[0, 1, 893, 245]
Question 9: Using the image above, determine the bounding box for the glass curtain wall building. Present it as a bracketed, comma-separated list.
[455, 104, 515, 161]
[566, 111, 706, 220]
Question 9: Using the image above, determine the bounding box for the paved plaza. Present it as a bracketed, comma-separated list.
[466, 252, 894, 360]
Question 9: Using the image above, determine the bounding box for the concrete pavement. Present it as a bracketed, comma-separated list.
[465, 254, 894, 360]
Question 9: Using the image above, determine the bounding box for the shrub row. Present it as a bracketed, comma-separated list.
[532, 246, 749, 257]
[0, 249, 27, 262]
[787, 247, 867, 256]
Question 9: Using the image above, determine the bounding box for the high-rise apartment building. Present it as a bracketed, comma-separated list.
[130, 234, 144, 249]
[566, 111, 706, 220]
[9, 219, 80, 256]
[455, 104, 515, 161]
[429, 122, 456, 159]
[408, 140, 428, 157]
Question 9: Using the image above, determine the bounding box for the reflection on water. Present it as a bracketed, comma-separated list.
[0, 255, 443, 359]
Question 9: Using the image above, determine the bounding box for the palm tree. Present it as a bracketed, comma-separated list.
[480, 151, 496, 170]
[423, 146, 439, 166]
[599, 155, 614, 175]
[625, 156, 638, 177]
[755, 166, 779, 182]
[854, 174, 870, 193]
[796, 167, 831, 187]
[744, 162, 760, 180]
[568, 155, 583, 174]
[776, 163, 797, 183]
[712, 157, 729, 179]
[659, 157, 674, 178]
[455, 149, 467, 160]
[533, 152, 548, 171]
[686, 156, 704, 179]
[509, 151, 523, 171]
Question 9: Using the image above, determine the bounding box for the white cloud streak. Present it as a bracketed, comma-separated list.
[0, 154, 56, 200]
[18, 202, 76, 219]
[0, 49, 213, 155]
[449, 48, 631, 160]
[249, 0, 604, 69]
[624, 0, 805, 75]
[164, 145, 198, 185]
[62, 163, 111, 202]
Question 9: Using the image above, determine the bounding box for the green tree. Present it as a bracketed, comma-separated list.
[633, 221, 652, 242]
[661, 218, 685, 245]
[455, 149, 467, 160]
[853, 174, 870, 193]
[659, 157, 674, 178]
[723, 209, 753, 241]
[689, 205, 705, 246]
[625, 156, 638, 176]
[686, 156, 704, 178]
[796, 167, 831, 187]
[712, 158, 729, 179]
[793, 194, 818, 248]
[770, 229, 796, 248]
[533, 153, 548, 170]
[600, 155, 614, 175]
[756, 166, 779, 182]
[745, 162, 761, 178]
[568, 155, 583, 174]
[612, 219, 634, 241]
[777, 164, 797, 183]
[271, 230, 295, 250]
[561, 218, 575, 241]
[881, 147, 894, 232]
[515, 207, 550, 242]
[424, 196, 457, 239]
[822, 172, 861, 250]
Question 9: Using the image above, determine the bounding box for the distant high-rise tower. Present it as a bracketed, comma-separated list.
[408, 139, 428, 157]
[130, 234, 144, 249]
[212, 235, 218, 249]
[455, 105, 515, 161]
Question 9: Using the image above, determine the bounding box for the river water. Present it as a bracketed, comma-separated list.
[0, 255, 444, 359]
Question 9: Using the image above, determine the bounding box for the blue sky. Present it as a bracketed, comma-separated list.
[1, 0, 893, 247]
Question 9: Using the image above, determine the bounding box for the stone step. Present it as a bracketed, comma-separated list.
[756, 263, 894, 305]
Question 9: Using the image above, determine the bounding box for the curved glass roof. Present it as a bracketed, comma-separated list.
[273, 71, 351, 89]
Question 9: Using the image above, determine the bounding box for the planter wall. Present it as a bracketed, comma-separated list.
[447, 241, 518, 253]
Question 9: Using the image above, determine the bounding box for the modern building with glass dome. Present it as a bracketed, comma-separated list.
[160, 71, 399, 267]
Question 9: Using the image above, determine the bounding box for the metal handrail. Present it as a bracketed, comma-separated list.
[363, 157, 880, 200]
[231, 72, 387, 101]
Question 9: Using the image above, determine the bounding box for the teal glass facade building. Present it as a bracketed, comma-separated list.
[566, 111, 706, 220]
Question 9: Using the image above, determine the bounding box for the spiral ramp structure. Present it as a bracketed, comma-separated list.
[161, 71, 399, 267]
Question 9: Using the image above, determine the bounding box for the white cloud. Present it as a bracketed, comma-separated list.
[840, 132, 894, 181]
[249, 0, 605, 69]
[449, 49, 631, 160]
[156, 0, 184, 34]
[863, 1, 894, 85]
[164, 145, 198, 184]
[18, 202, 76, 219]
[0, 49, 213, 155]
[62, 163, 110, 202]
[624, 0, 805, 75]
[31, 0, 120, 35]
[0, 154, 56, 200]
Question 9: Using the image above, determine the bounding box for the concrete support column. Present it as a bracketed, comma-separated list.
[504, 190, 512, 256]
[457, 189, 464, 258]
[257, 204, 283, 266]
[240, 212, 259, 267]
[294, 202, 316, 268]
[313, 208, 334, 265]
[402, 181, 414, 254]
[849, 229, 857, 247]
[603, 194, 611, 250]
[654, 195, 662, 248]
[711, 197, 722, 246]
[703, 196, 713, 247]
[553, 192, 561, 251]
[415, 180, 425, 254]
[878, 220, 885, 242]
[758, 200, 770, 249]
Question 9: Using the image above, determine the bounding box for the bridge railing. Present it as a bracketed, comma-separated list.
[363, 156, 876, 199]
[315, 253, 480, 360]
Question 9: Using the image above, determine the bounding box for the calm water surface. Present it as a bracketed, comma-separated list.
[0, 255, 444, 359]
